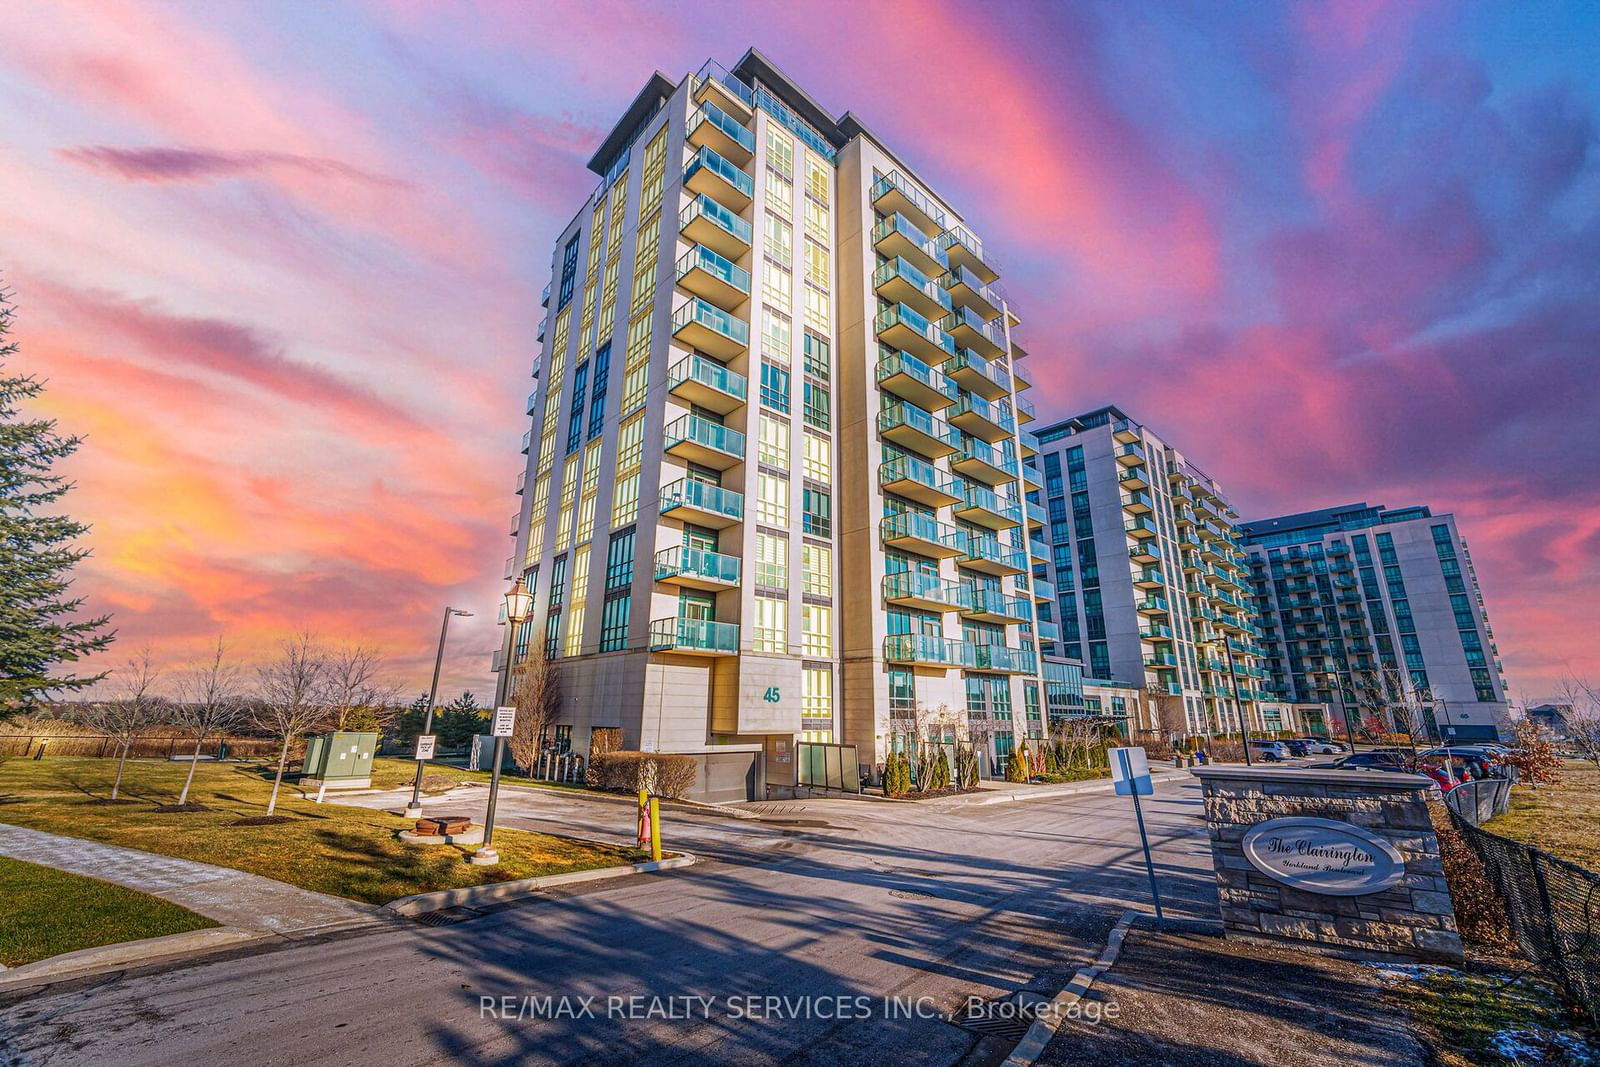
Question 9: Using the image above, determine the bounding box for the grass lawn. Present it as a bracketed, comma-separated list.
[1383, 964, 1598, 1066]
[368, 757, 593, 795]
[0, 758, 644, 906]
[1487, 760, 1600, 871]
[0, 855, 218, 968]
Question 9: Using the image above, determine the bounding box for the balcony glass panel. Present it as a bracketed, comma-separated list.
[668, 353, 747, 402]
[683, 146, 754, 200]
[650, 617, 739, 653]
[664, 414, 745, 457]
[676, 245, 751, 294]
[655, 545, 740, 585]
[688, 100, 755, 154]
[659, 478, 743, 522]
[679, 194, 752, 245]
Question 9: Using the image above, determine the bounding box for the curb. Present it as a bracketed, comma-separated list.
[1003, 909, 1140, 1066]
[381, 853, 698, 916]
[944, 770, 1192, 808]
[0, 926, 268, 993]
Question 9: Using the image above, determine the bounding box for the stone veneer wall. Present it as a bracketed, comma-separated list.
[1193, 767, 1464, 964]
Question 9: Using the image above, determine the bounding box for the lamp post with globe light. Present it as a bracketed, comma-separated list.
[470, 578, 533, 866]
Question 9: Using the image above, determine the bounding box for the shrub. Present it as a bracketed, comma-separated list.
[930, 749, 952, 791]
[1006, 746, 1030, 783]
[1042, 745, 1059, 775]
[1429, 803, 1514, 948]
[588, 751, 699, 799]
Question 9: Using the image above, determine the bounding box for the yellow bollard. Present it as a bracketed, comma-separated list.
[648, 796, 662, 862]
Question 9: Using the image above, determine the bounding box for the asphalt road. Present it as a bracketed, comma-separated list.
[0, 779, 1221, 1067]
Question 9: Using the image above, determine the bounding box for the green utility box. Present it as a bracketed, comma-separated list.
[301, 731, 378, 789]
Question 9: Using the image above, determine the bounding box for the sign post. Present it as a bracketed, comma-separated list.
[1111, 745, 1163, 926]
[471, 707, 516, 866]
[414, 734, 436, 761]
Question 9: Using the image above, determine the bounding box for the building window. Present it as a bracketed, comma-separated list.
[758, 413, 789, 467]
[587, 341, 611, 439]
[803, 432, 831, 483]
[760, 361, 790, 412]
[803, 331, 830, 380]
[755, 532, 787, 588]
[565, 359, 589, 454]
[557, 233, 580, 309]
[801, 603, 832, 657]
[606, 528, 635, 589]
[803, 667, 832, 725]
[755, 596, 787, 653]
[889, 668, 915, 719]
[757, 472, 789, 526]
[600, 593, 630, 652]
[803, 381, 831, 431]
[548, 555, 568, 607]
[803, 487, 831, 537]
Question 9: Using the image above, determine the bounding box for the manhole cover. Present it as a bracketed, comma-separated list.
[413, 906, 484, 927]
[955, 992, 1044, 1041]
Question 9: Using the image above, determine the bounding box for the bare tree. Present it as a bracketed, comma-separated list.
[1354, 665, 1429, 752]
[1556, 675, 1600, 771]
[325, 644, 399, 732]
[1146, 683, 1187, 742]
[255, 634, 329, 816]
[171, 636, 247, 807]
[78, 648, 163, 801]
[506, 642, 561, 774]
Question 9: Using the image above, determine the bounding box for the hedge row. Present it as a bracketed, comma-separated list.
[588, 751, 698, 799]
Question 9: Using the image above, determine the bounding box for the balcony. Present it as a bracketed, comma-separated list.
[872, 213, 948, 277]
[1129, 542, 1161, 565]
[663, 414, 745, 470]
[654, 545, 741, 590]
[541, 282, 550, 308]
[965, 642, 1037, 674]
[525, 390, 537, 416]
[952, 436, 1019, 486]
[1133, 568, 1165, 591]
[1032, 576, 1056, 601]
[1012, 360, 1032, 391]
[944, 307, 1006, 360]
[871, 171, 946, 235]
[963, 588, 1032, 624]
[1140, 624, 1174, 642]
[1017, 428, 1039, 458]
[649, 617, 739, 657]
[879, 454, 962, 507]
[672, 297, 748, 358]
[1119, 465, 1149, 492]
[520, 429, 532, 455]
[680, 194, 752, 259]
[940, 264, 1002, 321]
[881, 512, 966, 559]
[685, 101, 754, 166]
[883, 633, 963, 669]
[874, 258, 951, 319]
[937, 225, 999, 284]
[536, 316, 546, 343]
[876, 303, 955, 364]
[1015, 396, 1036, 424]
[954, 483, 1023, 530]
[1122, 489, 1154, 515]
[1135, 596, 1170, 616]
[1021, 464, 1042, 493]
[949, 392, 1015, 443]
[675, 245, 750, 311]
[660, 477, 743, 528]
[1125, 515, 1158, 539]
[883, 571, 969, 613]
[1145, 653, 1179, 669]
[1036, 620, 1061, 642]
[960, 532, 1027, 576]
[1026, 498, 1046, 528]
[946, 348, 1011, 401]
[667, 354, 747, 415]
[514, 470, 526, 495]
[683, 145, 753, 211]
[877, 347, 956, 412]
[1116, 442, 1146, 466]
[878, 399, 960, 459]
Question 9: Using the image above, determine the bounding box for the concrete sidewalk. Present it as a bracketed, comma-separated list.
[0, 823, 378, 936]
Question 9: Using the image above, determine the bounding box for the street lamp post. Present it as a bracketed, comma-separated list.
[1222, 637, 1252, 766]
[404, 606, 474, 820]
[471, 578, 534, 867]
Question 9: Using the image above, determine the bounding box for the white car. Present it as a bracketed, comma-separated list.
[1248, 740, 1291, 761]
[1295, 738, 1345, 755]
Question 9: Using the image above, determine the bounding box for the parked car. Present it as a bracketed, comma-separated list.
[1331, 750, 1416, 771]
[1420, 746, 1503, 761]
[1282, 740, 1311, 758]
[1248, 740, 1291, 761]
[1295, 737, 1346, 755]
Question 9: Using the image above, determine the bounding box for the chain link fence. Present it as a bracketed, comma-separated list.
[1444, 777, 1514, 825]
[1452, 812, 1600, 1026]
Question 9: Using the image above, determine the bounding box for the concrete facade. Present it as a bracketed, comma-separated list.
[1241, 503, 1513, 742]
[498, 49, 1045, 795]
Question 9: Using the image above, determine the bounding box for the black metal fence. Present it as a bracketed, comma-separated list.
[1452, 813, 1600, 1026]
[0, 733, 283, 759]
[1444, 777, 1514, 825]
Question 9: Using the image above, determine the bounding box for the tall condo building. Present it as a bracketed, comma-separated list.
[1031, 407, 1278, 737]
[500, 50, 1045, 800]
[1239, 503, 1513, 742]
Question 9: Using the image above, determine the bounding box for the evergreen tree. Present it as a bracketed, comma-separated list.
[447, 690, 479, 713]
[0, 286, 112, 713]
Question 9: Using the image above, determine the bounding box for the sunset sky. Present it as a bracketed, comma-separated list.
[4, 1, 1597, 703]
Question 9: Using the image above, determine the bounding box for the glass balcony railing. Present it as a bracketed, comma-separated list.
[672, 296, 749, 350]
[947, 347, 1011, 395]
[956, 436, 1020, 479]
[879, 453, 960, 500]
[871, 171, 948, 230]
[679, 194, 752, 247]
[966, 641, 1036, 673]
[659, 477, 743, 523]
[883, 571, 971, 609]
[940, 263, 1001, 309]
[937, 224, 1000, 277]
[664, 414, 745, 459]
[668, 353, 747, 404]
[650, 617, 739, 654]
[880, 511, 967, 554]
[959, 483, 1023, 525]
[878, 399, 961, 452]
[1032, 576, 1056, 600]
[520, 429, 532, 454]
[675, 245, 751, 295]
[875, 302, 956, 360]
[884, 633, 962, 668]
[876, 347, 957, 406]
[967, 588, 1030, 620]
[872, 214, 948, 271]
[873, 257, 952, 314]
[1026, 499, 1047, 525]
[1136, 596, 1170, 614]
[654, 545, 741, 585]
[1015, 396, 1036, 422]
[683, 145, 754, 201]
[692, 59, 756, 109]
[687, 100, 755, 155]
[943, 306, 1007, 352]
[962, 533, 1027, 572]
[953, 393, 1016, 436]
